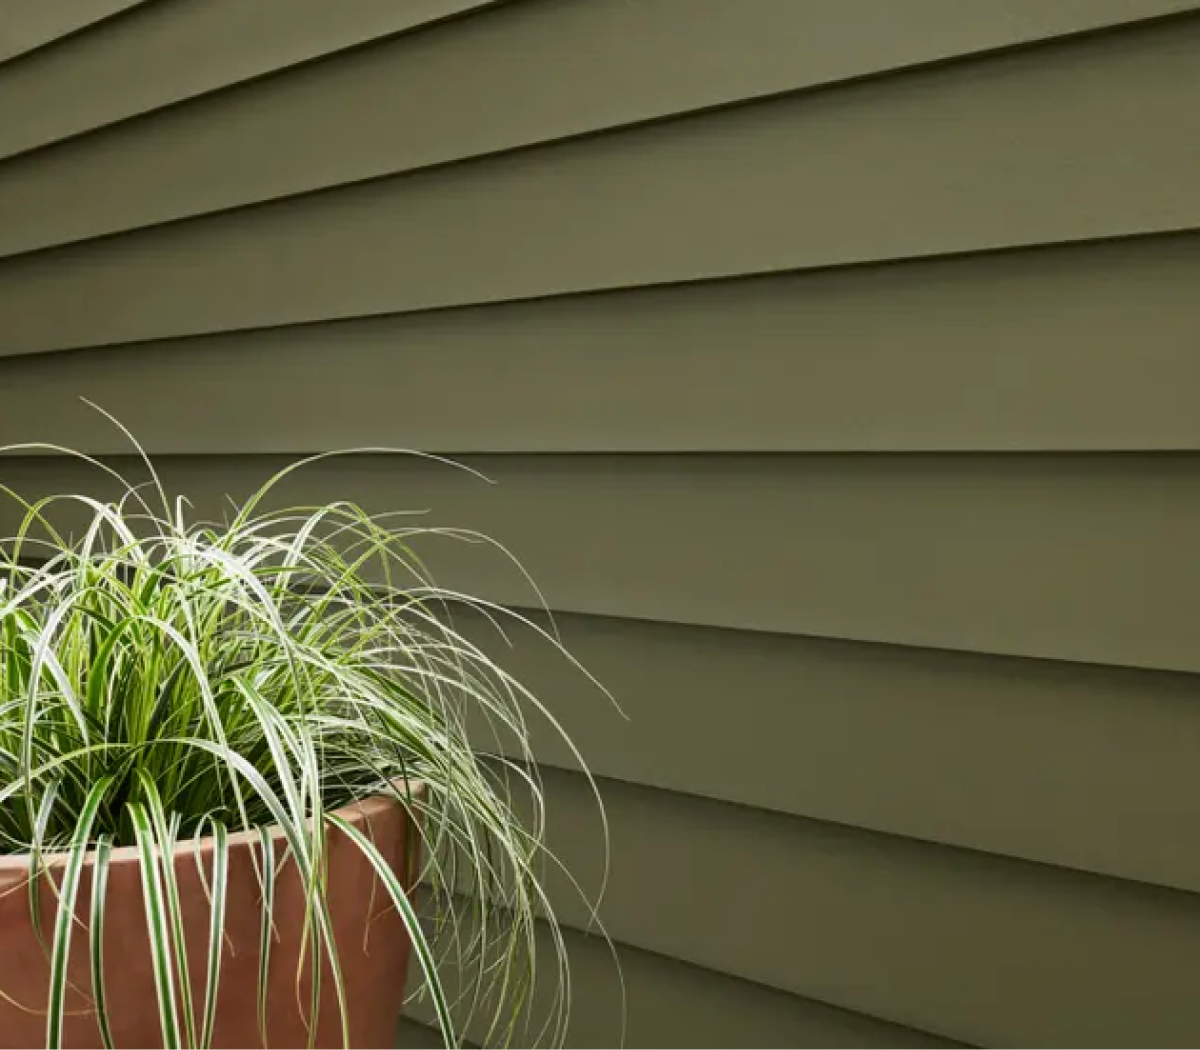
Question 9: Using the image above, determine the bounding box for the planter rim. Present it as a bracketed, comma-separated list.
[0, 781, 422, 874]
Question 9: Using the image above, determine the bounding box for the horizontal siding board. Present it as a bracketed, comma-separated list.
[0, 0, 145, 64]
[0, 0, 504, 160]
[2, 17, 1200, 352]
[534, 769, 1200, 1047]
[2, 0, 1199, 254]
[0, 234, 1197, 449]
[454, 608, 1200, 895]
[0, 453, 1197, 673]
[405, 901, 960, 1049]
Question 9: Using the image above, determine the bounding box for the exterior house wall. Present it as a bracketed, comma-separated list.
[1, 2, 1199, 1044]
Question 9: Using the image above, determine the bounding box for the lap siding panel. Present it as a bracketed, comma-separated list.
[0, 3, 1195, 1046]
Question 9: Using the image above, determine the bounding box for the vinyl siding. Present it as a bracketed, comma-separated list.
[0, 2, 1197, 1046]
[0, 0, 146, 64]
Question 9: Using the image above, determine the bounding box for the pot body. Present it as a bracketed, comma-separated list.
[0, 793, 418, 1049]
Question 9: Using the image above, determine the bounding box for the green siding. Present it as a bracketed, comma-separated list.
[0, 0, 145, 64]
[1, 2, 1198, 1046]
[3, 454, 1196, 672]
[2, 0, 1196, 250]
[5, 16, 1200, 348]
[0, 234, 1198, 451]
[0, 0, 501, 158]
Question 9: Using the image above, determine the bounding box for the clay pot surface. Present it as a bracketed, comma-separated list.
[0, 791, 418, 1049]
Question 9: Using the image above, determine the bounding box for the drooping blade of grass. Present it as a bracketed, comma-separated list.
[89, 835, 116, 1050]
[138, 770, 197, 1049]
[46, 776, 112, 1050]
[129, 801, 182, 1049]
[200, 819, 229, 1050]
[308, 881, 351, 1050]
[327, 813, 458, 1049]
[27, 775, 63, 961]
[256, 826, 275, 1050]
[299, 883, 323, 1050]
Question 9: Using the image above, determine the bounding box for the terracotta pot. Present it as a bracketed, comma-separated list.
[0, 791, 420, 1049]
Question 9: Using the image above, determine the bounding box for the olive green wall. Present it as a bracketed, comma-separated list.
[1, 1, 1200, 1045]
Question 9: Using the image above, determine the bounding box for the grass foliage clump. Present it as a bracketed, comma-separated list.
[0, 420, 611, 1049]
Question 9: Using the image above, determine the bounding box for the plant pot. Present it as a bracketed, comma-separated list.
[0, 791, 420, 1049]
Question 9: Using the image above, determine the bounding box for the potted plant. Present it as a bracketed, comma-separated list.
[0, 422, 608, 1049]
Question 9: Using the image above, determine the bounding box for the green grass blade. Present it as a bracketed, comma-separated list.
[200, 819, 229, 1050]
[129, 801, 182, 1049]
[256, 826, 275, 1049]
[89, 835, 116, 1050]
[328, 813, 458, 1049]
[27, 775, 63, 961]
[138, 770, 197, 1049]
[308, 886, 351, 1050]
[46, 776, 112, 1050]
